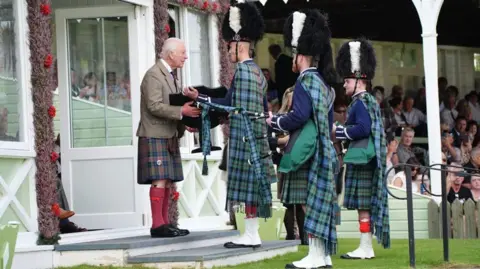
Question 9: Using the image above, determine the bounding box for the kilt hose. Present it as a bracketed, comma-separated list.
[343, 163, 374, 210]
[137, 137, 184, 184]
[280, 160, 311, 205]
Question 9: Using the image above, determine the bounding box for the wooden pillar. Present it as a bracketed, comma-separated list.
[412, 0, 444, 203]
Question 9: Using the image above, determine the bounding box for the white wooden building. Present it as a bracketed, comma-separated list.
[0, 0, 479, 268]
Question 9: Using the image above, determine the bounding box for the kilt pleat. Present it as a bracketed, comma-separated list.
[343, 164, 373, 210]
[137, 137, 184, 184]
[280, 161, 310, 205]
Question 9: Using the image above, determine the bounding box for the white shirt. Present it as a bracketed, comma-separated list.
[441, 108, 459, 130]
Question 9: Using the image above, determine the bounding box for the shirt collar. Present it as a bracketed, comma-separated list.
[160, 59, 173, 73]
[300, 67, 317, 75]
[240, 58, 253, 63]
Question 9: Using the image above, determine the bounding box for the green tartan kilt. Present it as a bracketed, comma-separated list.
[280, 161, 310, 205]
[343, 164, 374, 210]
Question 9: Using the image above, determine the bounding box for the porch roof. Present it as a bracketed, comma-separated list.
[247, 0, 480, 47]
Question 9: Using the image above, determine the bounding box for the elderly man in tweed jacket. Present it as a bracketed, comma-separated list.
[184, 2, 275, 249]
[136, 38, 201, 238]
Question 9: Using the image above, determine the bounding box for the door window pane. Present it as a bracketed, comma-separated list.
[67, 17, 132, 148]
[0, 0, 21, 142]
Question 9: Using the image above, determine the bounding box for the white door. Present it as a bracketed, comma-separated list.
[55, 6, 150, 229]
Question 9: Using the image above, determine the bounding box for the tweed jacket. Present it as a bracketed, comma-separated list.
[136, 60, 185, 139]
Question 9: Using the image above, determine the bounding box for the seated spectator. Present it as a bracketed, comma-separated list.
[446, 164, 474, 204]
[470, 174, 480, 201]
[391, 157, 424, 194]
[440, 93, 458, 130]
[441, 130, 461, 164]
[402, 96, 427, 136]
[372, 87, 397, 141]
[262, 69, 280, 112]
[79, 72, 99, 102]
[395, 127, 429, 170]
[386, 138, 399, 184]
[0, 108, 17, 141]
[462, 147, 480, 189]
[451, 116, 467, 148]
[466, 91, 480, 122]
[467, 120, 478, 142]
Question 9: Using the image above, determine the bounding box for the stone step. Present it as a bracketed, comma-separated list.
[127, 240, 300, 268]
[54, 230, 240, 267]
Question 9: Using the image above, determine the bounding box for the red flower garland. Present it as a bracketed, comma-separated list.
[48, 105, 56, 118]
[40, 4, 51, 15]
[44, 54, 53, 68]
[201, 1, 209, 10]
[50, 152, 59, 162]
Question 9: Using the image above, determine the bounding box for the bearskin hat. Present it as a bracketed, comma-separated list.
[283, 9, 332, 57]
[221, 0, 265, 43]
[336, 38, 376, 80]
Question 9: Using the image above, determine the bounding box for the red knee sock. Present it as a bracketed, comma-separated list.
[150, 187, 165, 228]
[359, 219, 371, 233]
[162, 187, 171, 225]
[245, 205, 257, 218]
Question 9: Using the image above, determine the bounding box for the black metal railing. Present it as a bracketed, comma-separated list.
[383, 162, 474, 268]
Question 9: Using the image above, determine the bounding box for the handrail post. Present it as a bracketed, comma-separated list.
[440, 164, 449, 262]
[404, 166, 416, 268]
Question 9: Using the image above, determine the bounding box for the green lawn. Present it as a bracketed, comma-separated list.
[60, 239, 480, 269]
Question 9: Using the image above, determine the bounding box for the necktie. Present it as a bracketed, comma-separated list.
[170, 71, 177, 89]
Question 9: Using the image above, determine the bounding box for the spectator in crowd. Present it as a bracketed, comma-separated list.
[451, 116, 467, 148]
[414, 78, 427, 114]
[459, 132, 473, 165]
[402, 96, 427, 136]
[395, 127, 428, 169]
[389, 97, 404, 135]
[383, 85, 403, 109]
[262, 68, 280, 112]
[372, 87, 397, 141]
[446, 164, 473, 204]
[440, 93, 458, 130]
[79, 72, 99, 102]
[268, 44, 298, 106]
[441, 129, 461, 164]
[466, 91, 480, 122]
[391, 157, 424, 194]
[470, 174, 480, 201]
[386, 138, 399, 184]
[467, 120, 478, 141]
[462, 147, 480, 189]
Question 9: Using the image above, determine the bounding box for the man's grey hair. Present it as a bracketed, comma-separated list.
[160, 38, 184, 59]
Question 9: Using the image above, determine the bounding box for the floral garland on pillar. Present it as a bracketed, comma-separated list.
[27, 0, 60, 245]
[153, 0, 230, 226]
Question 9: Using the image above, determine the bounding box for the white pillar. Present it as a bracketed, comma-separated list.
[412, 0, 444, 203]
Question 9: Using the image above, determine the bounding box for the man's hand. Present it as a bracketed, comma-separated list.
[186, 126, 198, 133]
[181, 101, 201, 117]
[278, 135, 289, 146]
[183, 87, 199, 100]
[266, 111, 273, 126]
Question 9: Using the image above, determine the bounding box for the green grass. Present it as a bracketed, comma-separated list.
[59, 239, 480, 269]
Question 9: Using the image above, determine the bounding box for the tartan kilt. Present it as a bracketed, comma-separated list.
[137, 137, 184, 184]
[280, 161, 310, 205]
[343, 163, 374, 210]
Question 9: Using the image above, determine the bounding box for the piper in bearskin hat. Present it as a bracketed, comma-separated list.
[334, 38, 390, 260]
[183, 0, 276, 249]
[266, 9, 339, 269]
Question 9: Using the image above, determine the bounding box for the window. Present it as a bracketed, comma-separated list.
[474, 53, 480, 72]
[0, 0, 23, 143]
[388, 46, 417, 68]
[66, 16, 132, 147]
[185, 9, 218, 151]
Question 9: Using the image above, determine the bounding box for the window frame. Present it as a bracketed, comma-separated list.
[176, 5, 223, 157]
[0, 0, 35, 157]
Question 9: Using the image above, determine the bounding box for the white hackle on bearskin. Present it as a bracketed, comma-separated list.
[349, 41, 361, 74]
[291, 12, 306, 47]
[229, 7, 242, 34]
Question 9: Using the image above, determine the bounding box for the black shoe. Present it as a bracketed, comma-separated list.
[167, 224, 189, 236]
[224, 241, 261, 249]
[150, 224, 181, 238]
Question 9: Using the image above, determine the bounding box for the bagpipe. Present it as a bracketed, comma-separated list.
[169, 85, 270, 154]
